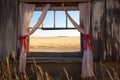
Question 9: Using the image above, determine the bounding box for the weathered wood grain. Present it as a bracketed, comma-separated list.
[92, 0, 120, 61]
[0, 0, 18, 60]
[0, 0, 120, 61]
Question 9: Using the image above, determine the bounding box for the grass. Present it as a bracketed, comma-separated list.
[0, 51, 120, 80]
[0, 51, 73, 80]
[29, 37, 80, 52]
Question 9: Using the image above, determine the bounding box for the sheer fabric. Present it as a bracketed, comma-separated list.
[19, 3, 50, 72]
[63, 3, 94, 78]
[79, 3, 94, 78]
[27, 4, 50, 36]
[19, 3, 35, 73]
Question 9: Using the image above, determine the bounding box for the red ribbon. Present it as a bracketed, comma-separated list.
[18, 35, 28, 53]
[83, 34, 93, 51]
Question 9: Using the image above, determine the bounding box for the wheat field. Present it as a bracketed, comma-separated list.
[29, 37, 80, 52]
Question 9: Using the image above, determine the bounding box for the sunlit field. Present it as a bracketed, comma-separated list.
[29, 37, 80, 52]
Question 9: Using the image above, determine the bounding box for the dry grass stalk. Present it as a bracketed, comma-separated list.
[93, 62, 97, 80]
[10, 51, 19, 80]
[33, 60, 54, 80]
[45, 72, 50, 80]
[45, 72, 54, 80]
[33, 60, 40, 80]
[110, 67, 119, 80]
[0, 51, 120, 80]
[63, 67, 72, 80]
[5, 57, 11, 80]
[37, 65, 44, 80]
[10, 50, 16, 61]
[100, 62, 114, 80]
[29, 64, 35, 78]
[100, 61, 106, 80]
[23, 72, 28, 80]
[105, 67, 114, 80]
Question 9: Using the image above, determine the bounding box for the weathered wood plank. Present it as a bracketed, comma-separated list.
[18, 0, 92, 10]
[26, 57, 82, 63]
[0, 0, 119, 61]
[27, 52, 81, 57]
[92, 0, 106, 61]
[106, 0, 120, 61]
[18, 0, 93, 3]
[92, 0, 120, 61]
[0, 0, 18, 60]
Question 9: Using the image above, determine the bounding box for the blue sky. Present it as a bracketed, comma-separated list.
[30, 11, 80, 37]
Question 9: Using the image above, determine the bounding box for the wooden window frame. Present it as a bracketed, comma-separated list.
[26, 10, 83, 63]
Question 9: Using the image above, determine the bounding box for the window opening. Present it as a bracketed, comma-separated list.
[29, 10, 81, 53]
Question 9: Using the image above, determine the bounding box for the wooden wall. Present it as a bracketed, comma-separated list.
[0, 0, 18, 60]
[0, 0, 119, 79]
[0, 0, 120, 61]
[92, 0, 120, 61]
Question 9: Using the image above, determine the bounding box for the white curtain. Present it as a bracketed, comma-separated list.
[27, 4, 51, 36]
[63, 3, 94, 78]
[19, 3, 35, 73]
[79, 3, 94, 78]
[19, 3, 50, 73]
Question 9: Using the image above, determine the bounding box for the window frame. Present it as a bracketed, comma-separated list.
[27, 10, 83, 63]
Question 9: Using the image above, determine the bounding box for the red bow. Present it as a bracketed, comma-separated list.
[18, 35, 28, 53]
[83, 34, 92, 51]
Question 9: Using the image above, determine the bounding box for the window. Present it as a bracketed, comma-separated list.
[43, 11, 54, 28]
[56, 11, 66, 28]
[28, 10, 83, 58]
[67, 11, 79, 28]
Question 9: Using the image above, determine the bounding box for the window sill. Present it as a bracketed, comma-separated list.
[26, 57, 82, 63]
[26, 52, 82, 63]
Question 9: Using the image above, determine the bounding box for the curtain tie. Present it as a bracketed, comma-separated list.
[18, 35, 28, 53]
[83, 34, 92, 51]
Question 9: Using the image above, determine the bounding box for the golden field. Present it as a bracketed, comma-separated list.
[29, 37, 80, 52]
